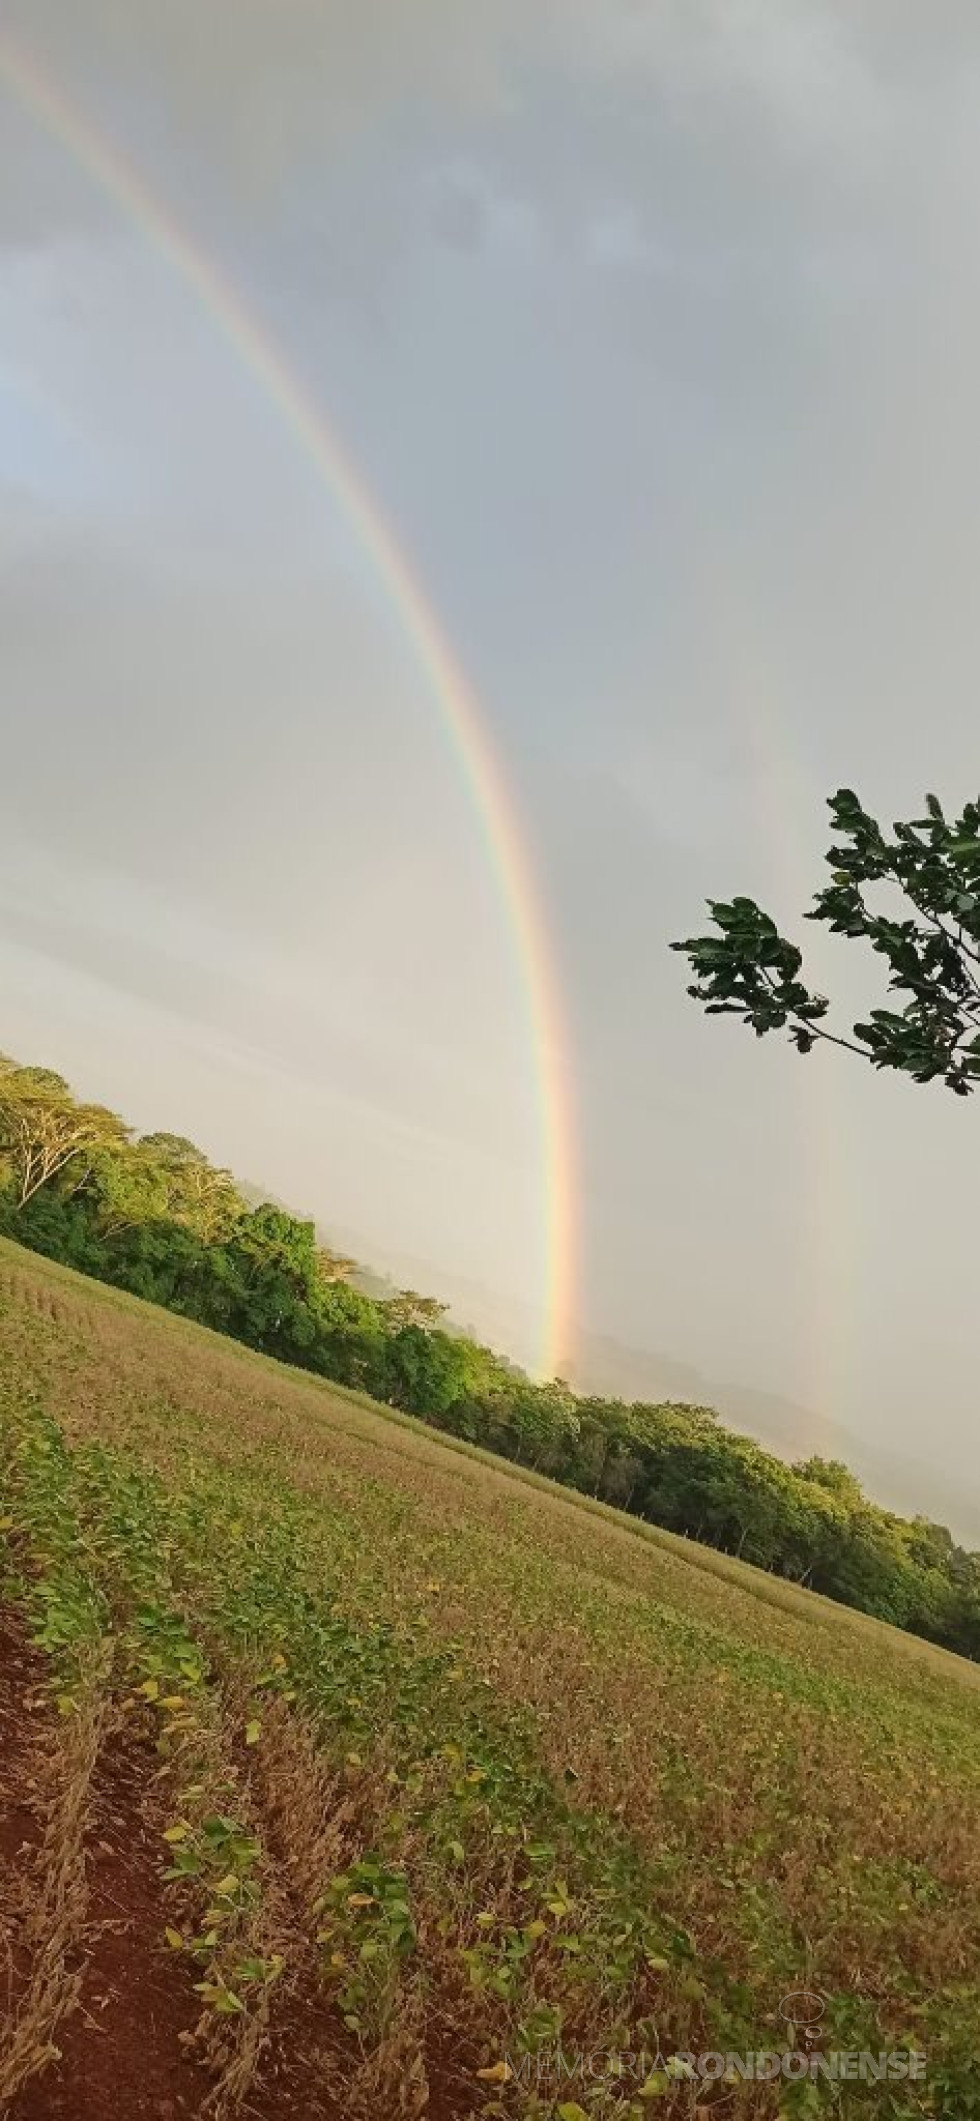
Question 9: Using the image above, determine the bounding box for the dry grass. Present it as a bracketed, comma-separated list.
[0, 1675, 106, 2106]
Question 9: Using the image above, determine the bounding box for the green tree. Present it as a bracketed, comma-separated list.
[137, 1132, 243, 1241]
[0, 1067, 128, 1206]
[673, 788, 980, 1092]
[82, 1141, 170, 1238]
[317, 1245, 358, 1285]
[794, 1456, 866, 1505]
[383, 1288, 449, 1333]
[384, 1324, 474, 1417]
[223, 1205, 321, 1354]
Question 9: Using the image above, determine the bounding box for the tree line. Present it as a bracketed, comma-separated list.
[2, 1050, 979, 1661]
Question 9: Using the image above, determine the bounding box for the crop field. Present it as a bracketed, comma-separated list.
[1, 1238, 978, 2120]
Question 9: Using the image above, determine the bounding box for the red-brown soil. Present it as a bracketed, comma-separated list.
[1, 1612, 463, 2119]
[7, 1729, 204, 2121]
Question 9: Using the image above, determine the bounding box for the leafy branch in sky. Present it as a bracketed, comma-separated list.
[672, 787, 980, 1093]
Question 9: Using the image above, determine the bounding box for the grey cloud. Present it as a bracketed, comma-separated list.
[3, 0, 980, 1494]
[426, 172, 489, 255]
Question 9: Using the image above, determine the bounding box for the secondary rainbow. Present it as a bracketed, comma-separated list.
[0, 32, 576, 1380]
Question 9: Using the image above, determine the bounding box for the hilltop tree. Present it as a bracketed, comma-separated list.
[138, 1132, 206, 1170]
[383, 1289, 449, 1333]
[83, 1140, 170, 1238]
[795, 1456, 866, 1504]
[0, 1067, 128, 1206]
[137, 1132, 243, 1242]
[672, 788, 980, 1093]
[316, 1246, 357, 1286]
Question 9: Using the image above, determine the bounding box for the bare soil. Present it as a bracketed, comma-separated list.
[1, 1611, 463, 2119]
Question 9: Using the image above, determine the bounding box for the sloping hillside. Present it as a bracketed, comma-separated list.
[1, 1240, 977, 2118]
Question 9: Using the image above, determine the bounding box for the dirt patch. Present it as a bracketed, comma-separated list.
[1, 1620, 469, 2119]
[1, 1610, 51, 2056]
[0, 1613, 48, 1879]
[240, 1975, 353, 2121]
[7, 1720, 205, 2121]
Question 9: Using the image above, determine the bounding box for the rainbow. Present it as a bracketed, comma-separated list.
[0, 32, 576, 1380]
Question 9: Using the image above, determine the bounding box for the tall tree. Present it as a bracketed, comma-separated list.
[83, 1141, 170, 1238]
[316, 1245, 358, 1285]
[383, 1289, 449, 1333]
[0, 1068, 128, 1206]
[137, 1132, 243, 1242]
[673, 788, 980, 1093]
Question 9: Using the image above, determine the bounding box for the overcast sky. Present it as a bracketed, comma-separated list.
[2, 1, 979, 1518]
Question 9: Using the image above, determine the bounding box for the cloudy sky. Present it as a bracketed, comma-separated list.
[2, 1, 979, 1520]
